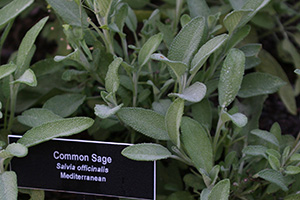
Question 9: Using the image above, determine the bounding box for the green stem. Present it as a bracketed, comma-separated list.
[173, 0, 184, 32]
[0, 20, 14, 64]
[132, 72, 139, 107]
[213, 109, 225, 156]
[120, 34, 130, 63]
[7, 80, 19, 131]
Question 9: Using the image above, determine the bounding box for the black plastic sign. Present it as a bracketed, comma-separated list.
[9, 135, 156, 200]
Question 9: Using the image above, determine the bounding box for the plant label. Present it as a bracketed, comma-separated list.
[9, 135, 156, 200]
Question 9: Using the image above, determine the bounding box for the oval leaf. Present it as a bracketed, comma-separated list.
[138, 33, 163, 67]
[219, 48, 245, 107]
[0, 63, 17, 80]
[165, 98, 184, 147]
[285, 166, 300, 175]
[105, 57, 123, 93]
[190, 34, 229, 74]
[181, 117, 213, 172]
[168, 16, 205, 65]
[12, 69, 37, 87]
[121, 143, 172, 161]
[242, 145, 268, 159]
[223, 9, 253, 34]
[6, 143, 28, 158]
[117, 107, 169, 140]
[169, 82, 206, 103]
[256, 169, 288, 191]
[238, 72, 286, 98]
[94, 104, 123, 119]
[17, 108, 63, 127]
[250, 129, 279, 147]
[221, 111, 248, 128]
[43, 93, 86, 117]
[208, 179, 230, 200]
[17, 117, 94, 147]
[0, 171, 18, 200]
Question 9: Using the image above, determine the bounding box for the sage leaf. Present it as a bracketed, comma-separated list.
[208, 179, 230, 200]
[166, 98, 184, 147]
[125, 6, 137, 32]
[295, 69, 300, 75]
[169, 82, 206, 103]
[94, 104, 123, 119]
[168, 17, 205, 65]
[187, 0, 210, 18]
[218, 48, 245, 107]
[285, 166, 300, 175]
[268, 155, 280, 170]
[242, 145, 268, 159]
[285, 194, 300, 200]
[138, 33, 163, 67]
[46, 0, 89, 27]
[0, 0, 33, 28]
[54, 49, 80, 62]
[223, 10, 253, 34]
[191, 34, 229, 75]
[250, 129, 280, 147]
[43, 94, 86, 117]
[226, 25, 251, 51]
[151, 53, 188, 79]
[12, 69, 37, 87]
[105, 57, 123, 93]
[238, 72, 286, 98]
[221, 111, 248, 128]
[290, 153, 300, 162]
[240, 43, 262, 57]
[18, 108, 63, 127]
[152, 99, 172, 116]
[242, 0, 271, 23]
[18, 117, 94, 147]
[0, 63, 17, 80]
[5, 143, 28, 158]
[181, 117, 213, 172]
[180, 14, 191, 27]
[0, 171, 17, 200]
[16, 17, 48, 77]
[191, 98, 212, 130]
[117, 108, 170, 140]
[256, 169, 288, 191]
[166, 191, 194, 200]
[121, 143, 172, 161]
[229, 0, 246, 10]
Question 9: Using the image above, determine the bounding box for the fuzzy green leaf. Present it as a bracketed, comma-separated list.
[46, 0, 89, 27]
[16, 17, 48, 77]
[187, 0, 210, 18]
[190, 34, 229, 74]
[181, 117, 213, 172]
[6, 143, 28, 158]
[229, 0, 246, 10]
[256, 169, 288, 191]
[54, 49, 80, 62]
[0, 0, 33, 28]
[221, 111, 248, 127]
[121, 143, 172, 161]
[18, 117, 94, 147]
[290, 153, 300, 162]
[242, 145, 268, 159]
[166, 98, 184, 147]
[250, 129, 280, 147]
[151, 53, 187, 79]
[238, 72, 286, 98]
[0, 171, 18, 200]
[219, 48, 245, 107]
[125, 6, 137, 32]
[118, 108, 169, 140]
[0, 63, 17, 80]
[94, 104, 123, 119]
[169, 82, 206, 103]
[226, 25, 251, 51]
[242, 0, 271, 23]
[191, 98, 212, 130]
[268, 155, 280, 170]
[223, 10, 253, 34]
[18, 108, 63, 127]
[138, 33, 163, 67]
[105, 57, 123, 93]
[168, 17, 205, 65]
[208, 179, 230, 200]
[43, 94, 86, 117]
[12, 69, 37, 87]
[285, 166, 300, 175]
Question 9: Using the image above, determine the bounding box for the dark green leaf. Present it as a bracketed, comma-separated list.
[250, 129, 279, 147]
[256, 169, 288, 191]
[242, 145, 268, 159]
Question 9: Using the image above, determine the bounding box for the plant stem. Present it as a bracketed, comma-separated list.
[0, 20, 14, 64]
[7, 81, 19, 131]
[213, 109, 224, 156]
[120, 34, 130, 63]
[132, 72, 139, 107]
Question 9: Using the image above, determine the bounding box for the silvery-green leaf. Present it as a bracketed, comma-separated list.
[250, 129, 280, 147]
[16, 17, 48, 77]
[18, 108, 63, 127]
[266, 149, 281, 160]
[18, 117, 94, 147]
[151, 53, 187, 79]
[221, 111, 248, 128]
[152, 99, 172, 116]
[0, 63, 17, 80]
[168, 17, 206, 65]
[181, 117, 213, 172]
[187, 0, 210, 18]
[43, 94, 86, 117]
[190, 34, 229, 75]
[256, 169, 288, 191]
[240, 43, 262, 57]
[94, 104, 123, 119]
[191, 98, 212, 130]
[138, 33, 163, 67]
[268, 154, 280, 170]
[113, 3, 128, 32]
[165, 98, 184, 147]
[121, 143, 172, 161]
[46, 0, 89, 27]
[207, 179, 230, 200]
[290, 153, 300, 162]
[229, 0, 246, 10]
[242, 0, 271, 24]
[6, 143, 28, 158]
[125, 6, 137, 32]
[105, 57, 123, 93]
[223, 9, 253, 34]
[200, 188, 210, 200]
[147, 80, 160, 96]
[242, 145, 268, 158]
[169, 82, 206, 103]
[117, 108, 169, 140]
[0, 171, 18, 200]
[180, 14, 191, 27]
[295, 69, 300, 75]
[238, 72, 286, 98]
[218, 48, 245, 107]
[226, 25, 251, 51]
[0, 0, 33, 28]
[282, 37, 300, 69]
[54, 49, 80, 62]
[285, 166, 300, 175]
[12, 69, 37, 87]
